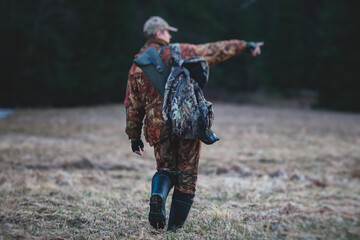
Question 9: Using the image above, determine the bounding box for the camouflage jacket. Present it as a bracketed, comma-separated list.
[125, 38, 246, 146]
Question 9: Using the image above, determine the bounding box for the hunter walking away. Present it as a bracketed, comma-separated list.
[1, 1, 359, 239]
[125, 16, 263, 231]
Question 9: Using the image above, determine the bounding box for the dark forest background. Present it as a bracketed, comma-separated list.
[1, 0, 359, 111]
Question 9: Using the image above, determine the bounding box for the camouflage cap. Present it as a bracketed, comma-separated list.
[143, 16, 178, 37]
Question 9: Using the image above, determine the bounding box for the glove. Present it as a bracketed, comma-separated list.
[244, 41, 258, 53]
[131, 139, 144, 153]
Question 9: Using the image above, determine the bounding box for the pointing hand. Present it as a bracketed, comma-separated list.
[245, 41, 264, 56]
[251, 42, 264, 56]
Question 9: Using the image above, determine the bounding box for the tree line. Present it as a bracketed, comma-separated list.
[1, 0, 359, 111]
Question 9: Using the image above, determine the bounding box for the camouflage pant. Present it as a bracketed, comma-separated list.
[153, 135, 201, 194]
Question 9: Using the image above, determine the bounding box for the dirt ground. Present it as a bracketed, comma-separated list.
[0, 103, 359, 239]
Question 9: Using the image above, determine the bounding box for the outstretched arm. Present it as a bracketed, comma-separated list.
[180, 40, 264, 66]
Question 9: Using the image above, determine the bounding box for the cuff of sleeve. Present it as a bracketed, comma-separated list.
[125, 129, 142, 141]
[129, 136, 141, 141]
[236, 40, 246, 54]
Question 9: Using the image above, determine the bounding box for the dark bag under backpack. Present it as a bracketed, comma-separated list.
[133, 46, 169, 98]
[133, 44, 219, 145]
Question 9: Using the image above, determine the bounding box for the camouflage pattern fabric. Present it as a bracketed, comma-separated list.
[125, 39, 245, 146]
[153, 134, 201, 194]
[143, 16, 178, 37]
[162, 44, 213, 139]
[125, 39, 246, 194]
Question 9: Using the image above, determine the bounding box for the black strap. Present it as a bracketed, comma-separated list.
[133, 46, 170, 98]
[147, 46, 166, 73]
[147, 56, 163, 73]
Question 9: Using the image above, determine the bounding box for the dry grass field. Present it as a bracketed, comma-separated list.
[0, 103, 359, 239]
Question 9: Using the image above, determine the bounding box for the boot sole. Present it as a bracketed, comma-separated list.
[149, 194, 166, 229]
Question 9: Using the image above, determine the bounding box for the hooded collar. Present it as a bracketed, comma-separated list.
[145, 38, 169, 47]
[136, 38, 170, 58]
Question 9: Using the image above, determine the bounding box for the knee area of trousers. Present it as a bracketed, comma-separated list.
[153, 170, 175, 184]
[175, 180, 197, 195]
[173, 188, 195, 204]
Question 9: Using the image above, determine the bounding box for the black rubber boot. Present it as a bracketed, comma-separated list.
[149, 170, 174, 229]
[167, 189, 195, 231]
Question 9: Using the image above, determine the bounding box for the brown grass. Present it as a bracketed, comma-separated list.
[0, 103, 359, 239]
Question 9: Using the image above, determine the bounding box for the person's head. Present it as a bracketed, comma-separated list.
[143, 16, 177, 43]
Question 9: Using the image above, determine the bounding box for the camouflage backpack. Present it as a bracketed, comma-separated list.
[162, 44, 219, 143]
[134, 43, 219, 144]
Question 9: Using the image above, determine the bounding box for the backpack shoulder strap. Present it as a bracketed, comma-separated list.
[169, 43, 182, 65]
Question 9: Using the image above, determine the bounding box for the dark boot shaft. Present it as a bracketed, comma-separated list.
[167, 189, 195, 231]
[151, 170, 174, 198]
